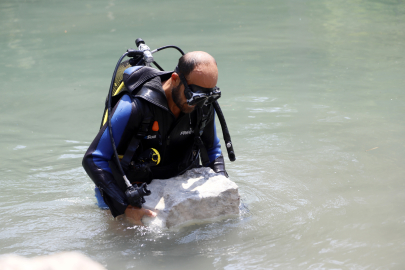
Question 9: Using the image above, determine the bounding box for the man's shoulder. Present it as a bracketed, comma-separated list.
[114, 94, 134, 116]
[133, 81, 169, 112]
[123, 66, 172, 93]
[117, 93, 150, 112]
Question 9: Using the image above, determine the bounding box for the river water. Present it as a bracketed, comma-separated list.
[1, 0, 405, 269]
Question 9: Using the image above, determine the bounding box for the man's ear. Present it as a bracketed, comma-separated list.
[171, 72, 180, 86]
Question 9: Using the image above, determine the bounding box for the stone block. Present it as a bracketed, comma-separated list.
[142, 167, 240, 229]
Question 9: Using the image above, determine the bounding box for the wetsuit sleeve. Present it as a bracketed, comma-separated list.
[82, 94, 141, 217]
[205, 119, 222, 162]
[201, 109, 227, 176]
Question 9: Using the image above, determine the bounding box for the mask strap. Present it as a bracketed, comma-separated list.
[175, 66, 193, 100]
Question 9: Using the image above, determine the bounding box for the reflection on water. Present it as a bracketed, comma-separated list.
[1, 0, 405, 269]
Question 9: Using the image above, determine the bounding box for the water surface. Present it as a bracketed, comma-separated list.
[1, 0, 405, 269]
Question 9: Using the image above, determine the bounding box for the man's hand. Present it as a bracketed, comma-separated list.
[124, 205, 156, 225]
[209, 154, 228, 177]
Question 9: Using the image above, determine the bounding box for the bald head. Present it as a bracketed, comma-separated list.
[177, 51, 218, 88]
[177, 51, 217, 78]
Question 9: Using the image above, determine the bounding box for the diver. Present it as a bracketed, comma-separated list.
[82, 48, 232, 224]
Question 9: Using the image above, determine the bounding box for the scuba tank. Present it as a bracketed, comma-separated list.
[104, 38, 236, 209]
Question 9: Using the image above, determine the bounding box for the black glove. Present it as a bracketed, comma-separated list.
[209, 154, 228, 178]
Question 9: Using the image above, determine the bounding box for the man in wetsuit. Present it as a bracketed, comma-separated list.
[82, 51, 227, 224]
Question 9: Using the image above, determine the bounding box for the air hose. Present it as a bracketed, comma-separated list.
[213, 101, 236, 162]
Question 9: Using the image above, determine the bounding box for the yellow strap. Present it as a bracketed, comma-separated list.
[113, 82, 125, 96]
[102, 82, 125, 126]
[102, 110, 108, 126]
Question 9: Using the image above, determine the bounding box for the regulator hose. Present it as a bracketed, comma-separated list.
[213, 101, 236, 162]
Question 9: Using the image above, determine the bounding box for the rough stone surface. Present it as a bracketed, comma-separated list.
[0, 252, 106, 270]
[142, 167, 240, 228]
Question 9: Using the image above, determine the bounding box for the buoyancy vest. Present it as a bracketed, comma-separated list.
[105, 64, 213, 186]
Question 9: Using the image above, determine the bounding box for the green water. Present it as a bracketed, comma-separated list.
[1, 0, 405, 269]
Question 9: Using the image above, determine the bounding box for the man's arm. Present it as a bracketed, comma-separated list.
[82, 94, 140, 217]
[201, 108, 228, 176]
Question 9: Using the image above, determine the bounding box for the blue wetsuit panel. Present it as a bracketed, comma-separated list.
[95, 186, 109, 209]
[206, 118, 222, 164]
[124, 66, 143, 75]
[92, 95, 133, 174]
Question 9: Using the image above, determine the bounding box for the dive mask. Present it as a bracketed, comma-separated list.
[175, 67, 221, 106]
